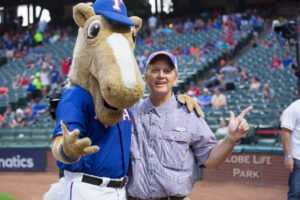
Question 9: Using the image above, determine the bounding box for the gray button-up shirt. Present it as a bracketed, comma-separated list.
[127, 95, 217, 199]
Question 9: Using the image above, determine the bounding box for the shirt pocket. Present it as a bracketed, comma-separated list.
[158, 131, 190, 170]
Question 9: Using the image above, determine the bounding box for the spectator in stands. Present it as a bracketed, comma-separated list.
[145, 37, 154, 45]
[40, 64, 50, 97]
[281, 99, 300, 200]
[216, 118, 229, 138]
[189, 43, 201, 55]
[270, 55, 283, 69]
[183, 18, 194, 33]
[282, 54, 293, 69]
[26, 56, 36, 70]
[205, 68, 220, 88]
[220, 59, 227, 68]
[195, 53, 206, 64]
[32, 98, 47, 115]
[148, 15, 157, 34]
[211, 88, 227, 109]
[160, 33, 168, 44]
[262, 83, 275, 99]
[162, 24, 172, 34]
[249, 76, 261, 91]
[11, 108, 25, 128]
[239, 67, 250, 81]
[180, 44, 190, 55]
[198, 88, 212, 109]
[220, 62, 238, 91]
[4, 37, 15, 62]
[194, 18, 205, 31]
[203, 39, 215, 52]
[61, 57, 71, 79]
[31, 72, 43, 99]
[26, 98, 35, 110]
[23, 30, 33, 50]
[0, 113, 3, 128]
[50, 65, 60, 89]
[0, 82, 8, 95]
[186, 82, 201, 97]
[137, 49, 150, 71]
[34, 31, 44, 46]
[12, 74, 22, 88]
[172, 47, 181, 56]
[61, 31, 70, 43]
[225, 36, 236, 47]
[262, 39, 270, 49]
[23, 108, 37, 126]
[2, 106, 15, 127]
[20, 74, 30, 88]
[216, 37, 230, 49]
[49, 32, 60, 44]
[174, 21, 184, 34]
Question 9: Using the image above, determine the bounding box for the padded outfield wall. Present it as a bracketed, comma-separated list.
[0, 146, 288, 186]
[203, 145, 288, 185]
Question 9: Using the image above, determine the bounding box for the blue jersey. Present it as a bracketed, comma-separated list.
[52, 85, 132, 178]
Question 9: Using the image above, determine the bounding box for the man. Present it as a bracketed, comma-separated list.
[127, 51, 251, 199]
[211, 88, 227, 109]
[198, 88, 212, 109]
[220, 62, 238, 91]
[281, 99, 300, 200]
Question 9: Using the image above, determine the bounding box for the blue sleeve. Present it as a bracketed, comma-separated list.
[52, 101, 89, 139]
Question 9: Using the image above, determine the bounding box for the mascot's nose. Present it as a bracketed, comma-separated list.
[107, 33, 137, 89]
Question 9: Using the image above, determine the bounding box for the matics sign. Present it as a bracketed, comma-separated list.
[0, 148, 46, 171]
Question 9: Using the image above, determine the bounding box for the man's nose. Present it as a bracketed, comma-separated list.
[158, 70, 165, 78]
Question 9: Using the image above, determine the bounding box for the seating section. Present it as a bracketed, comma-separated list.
[0, 39, 76, 112]
[204, 43, 297, 146]
[2, 24, 294, 149]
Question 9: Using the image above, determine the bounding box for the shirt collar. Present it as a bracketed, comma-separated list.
[144, 94, 177, 117]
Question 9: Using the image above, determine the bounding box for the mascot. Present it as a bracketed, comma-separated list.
[44, 0, 203, 199]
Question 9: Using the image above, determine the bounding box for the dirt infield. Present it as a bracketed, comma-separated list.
[0, 172, 287, 200]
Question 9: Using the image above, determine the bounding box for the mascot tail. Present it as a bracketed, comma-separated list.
[43, 182, 62, 200]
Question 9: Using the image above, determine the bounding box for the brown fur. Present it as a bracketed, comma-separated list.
[69, 4, 144, 126]
[52, 3, 144, 163]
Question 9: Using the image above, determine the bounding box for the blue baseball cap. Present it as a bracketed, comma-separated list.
[146, 51, 178, 72]
[93, 0, 135, 26]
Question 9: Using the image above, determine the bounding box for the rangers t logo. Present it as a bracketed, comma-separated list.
[112, 0, 124, 11]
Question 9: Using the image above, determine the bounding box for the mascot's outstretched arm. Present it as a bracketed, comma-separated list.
[52, 121, 99, 164]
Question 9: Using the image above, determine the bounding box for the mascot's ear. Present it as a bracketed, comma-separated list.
[73, 3, 95, 28]
[130, 16, 142, 32]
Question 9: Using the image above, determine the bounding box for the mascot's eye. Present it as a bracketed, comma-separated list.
[87, 21, 101, 39]
[132, 32, 136, 42]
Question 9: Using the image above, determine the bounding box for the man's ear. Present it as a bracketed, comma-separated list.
[173, 72, 179, 86]
[144, 71, 148, 82]
[73, 3, 95, 28]
[130, 16, 142, 32]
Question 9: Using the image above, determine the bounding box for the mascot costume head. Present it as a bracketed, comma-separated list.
[70, 1, 144, 125]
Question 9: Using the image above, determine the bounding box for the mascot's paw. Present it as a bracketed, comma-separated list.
[177, 94, 204, 118]
[61, 121, 100, 160]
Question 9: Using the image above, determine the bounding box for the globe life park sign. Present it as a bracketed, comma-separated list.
[225, 154, 272, 179]
[203, 152, 289, 185]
